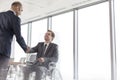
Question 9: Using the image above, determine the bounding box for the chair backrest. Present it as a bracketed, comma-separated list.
[19, 57, 26, 63]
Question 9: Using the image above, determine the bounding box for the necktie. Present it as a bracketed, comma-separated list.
[43, 44, 47, 54]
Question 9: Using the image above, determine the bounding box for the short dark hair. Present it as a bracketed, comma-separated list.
[11, 1, 22, 7]
[48, 30, 55, 39]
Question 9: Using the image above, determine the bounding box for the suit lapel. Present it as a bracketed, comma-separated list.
[41, 43, 45, 56]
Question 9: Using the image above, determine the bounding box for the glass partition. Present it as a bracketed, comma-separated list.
[52, 12, 73, 80]
[31, 19, 47, 47]
[78, 2, 111, 80]
[115, 0, 120, 79]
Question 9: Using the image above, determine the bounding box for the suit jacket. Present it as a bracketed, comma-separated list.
[0, 10, 27, 57]
[29, 42, 58, 68]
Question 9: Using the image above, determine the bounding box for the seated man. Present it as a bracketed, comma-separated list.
[23, 30, 58, 80]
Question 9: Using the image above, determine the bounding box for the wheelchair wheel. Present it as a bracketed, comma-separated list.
[51, 68, 63, 80]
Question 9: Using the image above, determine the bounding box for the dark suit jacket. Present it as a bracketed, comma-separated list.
[29, 42, 58, 68]
[0, 10, 27, 57]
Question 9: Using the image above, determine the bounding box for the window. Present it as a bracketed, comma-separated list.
[78, 2, 111, 80]
[115, 0, 120, 79]
[31, 19, 47, 47]
[52, 12, 73, 80]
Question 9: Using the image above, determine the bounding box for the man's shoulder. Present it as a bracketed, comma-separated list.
[0, 11, 7, 16]
[50, 43, 58, 47]
[38, 42, 44, 44]
[0, 10, 19, 19]
[37, 42, 44, 46]
[37, 42, 58, 46]
[0, 10, 13, 15]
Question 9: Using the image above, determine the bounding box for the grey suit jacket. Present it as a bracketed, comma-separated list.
[29, 42, 58, 68]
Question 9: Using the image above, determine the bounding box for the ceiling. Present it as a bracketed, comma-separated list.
[0, 0, 107, 24]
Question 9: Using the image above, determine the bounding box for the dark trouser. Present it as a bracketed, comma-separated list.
[23, 65, 46, 80]
[0, 55, 9, 80]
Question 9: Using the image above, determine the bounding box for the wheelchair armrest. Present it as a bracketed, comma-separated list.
[49, 62, 56, 67]
[25, 61, 34, 66]
[48, 62, 56, 70]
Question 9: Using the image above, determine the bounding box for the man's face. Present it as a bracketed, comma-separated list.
[44, 31, 53, 42]
[16, 6, 23, 16]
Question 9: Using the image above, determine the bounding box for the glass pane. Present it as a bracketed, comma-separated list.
[52, 12, 73, 80]
[78, 2, 111, 80]
[31, 19, 47, 47]
[115, 0, 120, 79]
[14, 24, 28, 61]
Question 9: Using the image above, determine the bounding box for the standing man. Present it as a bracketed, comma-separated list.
[0, 1, 29, 80]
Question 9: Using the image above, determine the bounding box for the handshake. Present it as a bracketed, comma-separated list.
[25, 46, 31, 53]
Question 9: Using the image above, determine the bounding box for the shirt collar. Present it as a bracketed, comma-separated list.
[10, 10, 16, 15]
[44, 42, 50, 46]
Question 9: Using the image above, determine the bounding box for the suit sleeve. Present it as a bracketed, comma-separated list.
[28, 43, 39, 53]
[12, 17, 27, 52]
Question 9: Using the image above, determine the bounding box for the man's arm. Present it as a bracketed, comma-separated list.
[26, 43, 39, 53]
[12, 17, 28, 52]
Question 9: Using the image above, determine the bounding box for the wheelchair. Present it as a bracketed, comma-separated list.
[23, 62, 63, 80]
[41, 62, 63, 80]
[23, 54, 63, 80]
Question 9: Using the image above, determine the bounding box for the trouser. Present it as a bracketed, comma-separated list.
[0, 54, 9, 80]
[23, 65, 46, 80]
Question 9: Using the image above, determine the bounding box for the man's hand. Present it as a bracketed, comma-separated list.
[38, 57, 45, 63]
[26, 46, 30, 53]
